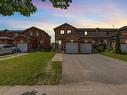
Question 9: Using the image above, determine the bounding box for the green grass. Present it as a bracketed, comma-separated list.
[101, 52, 127, 62]
[0, 51, 62, 85]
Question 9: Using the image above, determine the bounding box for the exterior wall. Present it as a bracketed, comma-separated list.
[54, 24, 77, 42]
[0, 27, 51, 51]
[119, 30, 127, 44]
[120, 30, 127, 36]
[14, 36, 31, 50]
[0, 39, 13, 45]
[23, 27, 51, 50]
[0, 32, 21, 38]
[54, 23, 119, 53]
[63, 33, 81, 53]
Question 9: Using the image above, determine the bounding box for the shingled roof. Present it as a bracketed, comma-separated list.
[77, 28, 118, 32]
[0, 29, 24, 33]
[119, 26, 127, 31]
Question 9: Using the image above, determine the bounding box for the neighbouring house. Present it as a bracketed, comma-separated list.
[117, 26, 127, 53]
[0, 27, 51, 52]
[54, 23, 127, 54]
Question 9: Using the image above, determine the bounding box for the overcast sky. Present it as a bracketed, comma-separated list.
[0, 0, 127, 42]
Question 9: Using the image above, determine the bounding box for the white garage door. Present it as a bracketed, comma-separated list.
[17, 43, 28, 52]
[66, 43, 78, 54]
[121, 44, 127, 53]
[80, 43, 92, 54]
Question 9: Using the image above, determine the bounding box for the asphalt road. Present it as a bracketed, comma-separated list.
[61, 54, 127, 85]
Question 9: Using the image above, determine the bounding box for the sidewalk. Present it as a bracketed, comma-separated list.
[1, 83, 127, 95]
[51, 53, 63, 61]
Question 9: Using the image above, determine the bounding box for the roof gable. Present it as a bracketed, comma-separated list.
[54, 23, 77, 30]
[24, 26, 51, 38]
[119, 26, 127, 31]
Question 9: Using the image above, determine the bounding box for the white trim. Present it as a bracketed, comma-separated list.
[60, 30, 64, 34]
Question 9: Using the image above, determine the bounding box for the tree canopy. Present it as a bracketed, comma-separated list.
[0, 0, 72, 16]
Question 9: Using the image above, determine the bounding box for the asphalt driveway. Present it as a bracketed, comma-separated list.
[61, 54, 127, 85]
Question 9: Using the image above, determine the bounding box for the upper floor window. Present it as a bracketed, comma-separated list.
[60, 30, 64, 34]
[30, 32, 33, 36]
[67, 30, 71, 34]
[36, 32, 39, 36]
[84, 31, 88, 36]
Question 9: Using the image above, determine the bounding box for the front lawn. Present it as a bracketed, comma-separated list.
[101, 52, 127, 62]
[0, 51, 62, 85]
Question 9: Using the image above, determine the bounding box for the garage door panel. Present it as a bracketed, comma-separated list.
[80, 43, 92, 54]
[121, 44, 127, 53]
[66, 43, 78, 54]
[17, 43, 28, 52]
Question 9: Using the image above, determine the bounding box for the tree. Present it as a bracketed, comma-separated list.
[0, 0, 72, 16]
[115, 31, 122, 54]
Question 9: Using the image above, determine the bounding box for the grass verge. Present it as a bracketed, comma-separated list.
[101, 52, 127, 62]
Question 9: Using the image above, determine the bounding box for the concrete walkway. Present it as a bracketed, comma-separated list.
[0, 84, 127, 95]
[0, 53, 27, 61]
[51, 53, 63, 61]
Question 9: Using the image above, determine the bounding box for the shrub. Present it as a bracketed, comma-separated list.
[96, 43, 107, 52]
[21, 90, 47, 95]
[105, 48, 114, 53]
[21, 90, 37, 95]
[115, 32, 122, 54]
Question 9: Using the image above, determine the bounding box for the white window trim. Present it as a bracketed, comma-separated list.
[84, 31, 88, 36]
[60, 30, 64, 34]
[67, 30, 71, 34]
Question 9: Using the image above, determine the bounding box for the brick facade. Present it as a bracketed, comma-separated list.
[54, 23, 126, 53]
[0, 27, 51, 51]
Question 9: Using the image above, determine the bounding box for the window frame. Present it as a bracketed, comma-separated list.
[36, 32, 39, 36]
[60, 30, 65, 34]
[84, 31, 88, 36]
[67, 30, 71, 34]
[30, 32, 33, 36]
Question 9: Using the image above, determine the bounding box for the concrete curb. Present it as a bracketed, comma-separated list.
[0, 53, 27, 61]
